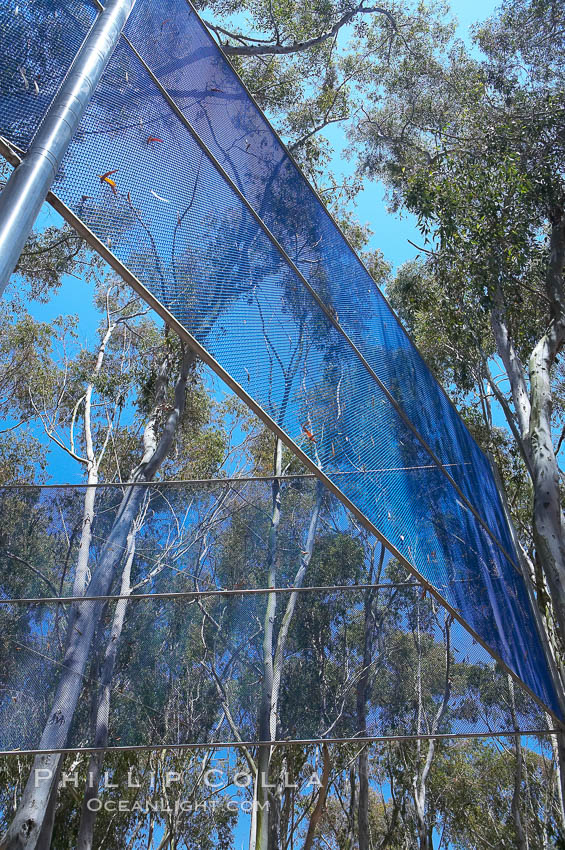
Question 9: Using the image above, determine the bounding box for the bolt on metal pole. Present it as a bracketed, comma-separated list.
[0, 0, 137, 297]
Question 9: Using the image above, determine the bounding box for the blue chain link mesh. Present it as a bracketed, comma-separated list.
[0, 0, 561, 723]
[0, 0, 97, 150]
[0, 483, 550, 750]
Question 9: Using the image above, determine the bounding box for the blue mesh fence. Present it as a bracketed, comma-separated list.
[0, 0, 97, 150]
[0, 482, 551, 751]
[121, 0, 510, 538]
[0, 0, 561, 724]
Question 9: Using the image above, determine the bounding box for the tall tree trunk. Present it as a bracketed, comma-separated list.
[13, 304, 126, 849]
[34, 762, 62, 850]
[30, 322, 118, 846]
[269, 478, 324, 846]
[508, 676, 529, 850]
[303, 744, 331, 850]
[358, 744, 370, 850]
[358, 590, 377, 850]
[254, 438, 283, 850]
[76, 526, 137, 850]
[490, 457, 565, 823]
[72, 319, 116, 600]
[268, 771, 282, 850]
[357, 543, 386, 850]
[0, 347, 195, 850]
[552, 730, 565, 838]
[490, 215, 565, 825]
[344, 766, 356, 850]
[270, 478, 324, 715]
[413, 613, 451, 850]
[490, 215, 565, 656]
[251, 449, 325, 850]
[530, 323, 565, 651]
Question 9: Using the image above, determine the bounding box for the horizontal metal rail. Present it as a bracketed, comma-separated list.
[0, 582, 421, 606]
[0, 461, 470, 489]
[0, 729, 558, 757]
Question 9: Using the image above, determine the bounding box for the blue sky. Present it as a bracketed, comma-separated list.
[322, 0, 502, 270]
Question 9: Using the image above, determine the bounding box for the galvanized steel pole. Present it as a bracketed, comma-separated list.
[0, 0, 136, 296]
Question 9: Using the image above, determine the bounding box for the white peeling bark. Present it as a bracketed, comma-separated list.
[254, 438, 282, 850]
[489, 215, 565, 677]
[75, 526, 137, 850]
[413, 614, 451, 850]
[490, 283, 532, 449]
[529, 326, 565, 645]
[73, 320, 116, 598]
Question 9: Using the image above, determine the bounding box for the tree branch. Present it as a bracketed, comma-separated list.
[2, 550, 59, 598]
[204, 4, 396, 57]
[481, 356, 535, 478]
[490, 283, 532, 444]
[303, 744, 331, 850]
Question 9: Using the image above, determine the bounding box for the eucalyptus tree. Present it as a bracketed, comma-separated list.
[314, 734, 563, 850]
[311, 633, 562, 850]
[346, 0, 565, 699]
[1, 748, 239, 850]
[0, 221, 99, 486]
[0, 254, 229, 848]
[198, 0, 399, 210]
[196, 453, 345, 850]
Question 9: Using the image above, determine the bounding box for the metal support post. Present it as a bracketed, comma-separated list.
[0, 0, 136, 296]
